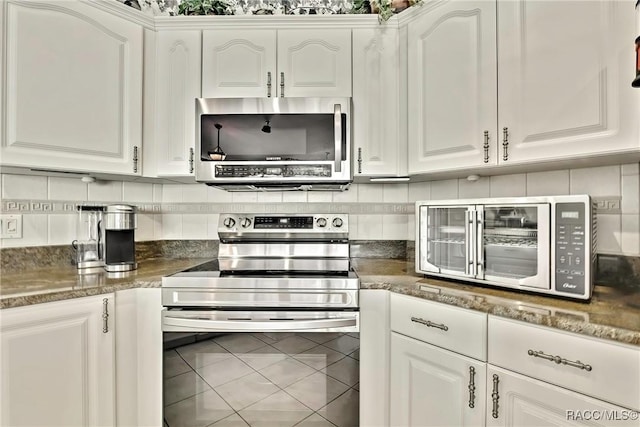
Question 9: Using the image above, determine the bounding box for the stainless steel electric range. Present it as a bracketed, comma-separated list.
[161, 213, 359, 332]
[161, 214, 361, 427]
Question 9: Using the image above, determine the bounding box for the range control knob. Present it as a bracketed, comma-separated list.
[223, 217, 236, 228]
[316, 217, 328, 228]
[240, 217, 252, 228]
[332, 217, 344, 228]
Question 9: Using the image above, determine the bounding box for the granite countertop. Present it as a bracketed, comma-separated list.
[0, 258, 210, 309]
[1, 257, 639, 347]
[352, 259, 640, 347]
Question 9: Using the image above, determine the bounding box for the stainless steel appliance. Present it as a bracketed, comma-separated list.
[634, 0, 640, 87]
[416, 195, 596, 300]
[162, 213, 358, 330]
[103, 204, 137, 272]
[195, 98, 352, 191]
[162, 214, 359, 427]
[72, 205, 104, 269]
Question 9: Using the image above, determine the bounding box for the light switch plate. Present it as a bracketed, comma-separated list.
[0, 214, 23, 239]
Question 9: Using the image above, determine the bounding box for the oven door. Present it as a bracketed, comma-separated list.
[163, 310, 360, 427]
[162, 309, 359, 333]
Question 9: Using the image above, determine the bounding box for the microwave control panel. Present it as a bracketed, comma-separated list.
[215, 164, 332, 178]
[555, 203, 587, 295]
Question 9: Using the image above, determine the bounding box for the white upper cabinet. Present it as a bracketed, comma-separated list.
[202, 29, 277, 98]
[202, 28, 351, 98]
[276, 29, 352, 98]
[144, 29, 201, 178]
[352, 27, 407, 177]
[408, 0, 498, 174]
[1, 0, 143, 175]
[497, 0, 638, 164]
[408, 0, 639, 175]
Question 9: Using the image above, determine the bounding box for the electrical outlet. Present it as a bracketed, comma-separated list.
[0, 214, 23, 239]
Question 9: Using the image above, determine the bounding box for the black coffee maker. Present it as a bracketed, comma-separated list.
[103, 205, 137, 272]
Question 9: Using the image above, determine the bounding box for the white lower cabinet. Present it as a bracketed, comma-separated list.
[115, 287, 163, 427]
[360, 289, 391, 427]
[390, 332, 487, 427]
[388, 293, 488, 427]
[379, 292, 640, 427]
[486, 365, 639, 427]
[0, 294, 115, 427]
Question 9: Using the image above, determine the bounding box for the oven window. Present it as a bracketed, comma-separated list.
[163, 332, 360, 427]
[483, 205, 539, 279]
[200, 114, 347, 162]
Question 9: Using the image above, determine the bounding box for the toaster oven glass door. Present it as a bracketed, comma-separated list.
[481, 204, 551, 288]
[419, 205, 476, 277]
[419, 203, 551, 289]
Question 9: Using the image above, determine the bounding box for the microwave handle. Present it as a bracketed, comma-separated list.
[334, 104, 342, 173]
[476, 210, 484, 278]
[465, 210, 474, 276]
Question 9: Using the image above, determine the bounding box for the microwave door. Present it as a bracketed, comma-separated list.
[481, 203, 551, 289]
[419, 205, 477, 278]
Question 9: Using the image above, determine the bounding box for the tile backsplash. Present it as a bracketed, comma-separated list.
[1, 162, 639, 256]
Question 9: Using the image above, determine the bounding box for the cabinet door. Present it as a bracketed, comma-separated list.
[115, 288, 162, 427]
[486, 366, 639, 427]
[352, 28, 406, 177]
[390, 332, 486, 427]
[202, 29, 276, 98]
[498, 0, 639, 164]
[407, 0, 497, 174]
[360, 290, 391, 427]
[151, 30, 201, 177]
[0, 294, 115, 427]
[2, 0, 142, 175]
[277, 29, 352, 98]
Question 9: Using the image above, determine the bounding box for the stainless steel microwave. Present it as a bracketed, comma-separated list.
[416, 195, 596, 300]
[195, 97, 352, 191]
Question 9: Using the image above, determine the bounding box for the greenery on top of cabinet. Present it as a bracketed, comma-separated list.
[126, 0, 422, 21]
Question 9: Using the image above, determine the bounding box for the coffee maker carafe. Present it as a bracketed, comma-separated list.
[72, 205, 105, 269]
[103, 205, 137, 272]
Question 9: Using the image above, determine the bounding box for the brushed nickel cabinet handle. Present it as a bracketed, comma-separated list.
[133, 146, 139, 173]
[357, 147, 362, 173]
[280, 72, 285, 97]
[102, 298, 109, 333]
[267, 72, 272, 98]
[410, 316, 449, 331]
[189, 147, 194, 173]
[468, 366, 476, 408]
[502, 127, 509, 161]
[491, 374, 500, 418]
[483, 131, 490, 163]
[527, 349, 593, 372]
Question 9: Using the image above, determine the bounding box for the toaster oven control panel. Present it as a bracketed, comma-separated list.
[555, 203, 587, 295]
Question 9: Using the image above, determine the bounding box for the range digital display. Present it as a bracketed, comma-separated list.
[254, 216, 314, 229]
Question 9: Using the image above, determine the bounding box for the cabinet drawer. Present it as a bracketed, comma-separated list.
[488, 316, 640, 411]
[390, 293, 487, 361]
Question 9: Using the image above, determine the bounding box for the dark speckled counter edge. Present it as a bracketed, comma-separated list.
[359, 277, 640, 347]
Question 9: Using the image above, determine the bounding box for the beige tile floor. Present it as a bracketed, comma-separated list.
[164, 332, 360, 427]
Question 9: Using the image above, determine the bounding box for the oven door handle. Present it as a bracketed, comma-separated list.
[334, 103, 342, 173]
[163, 315, 357, 332]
